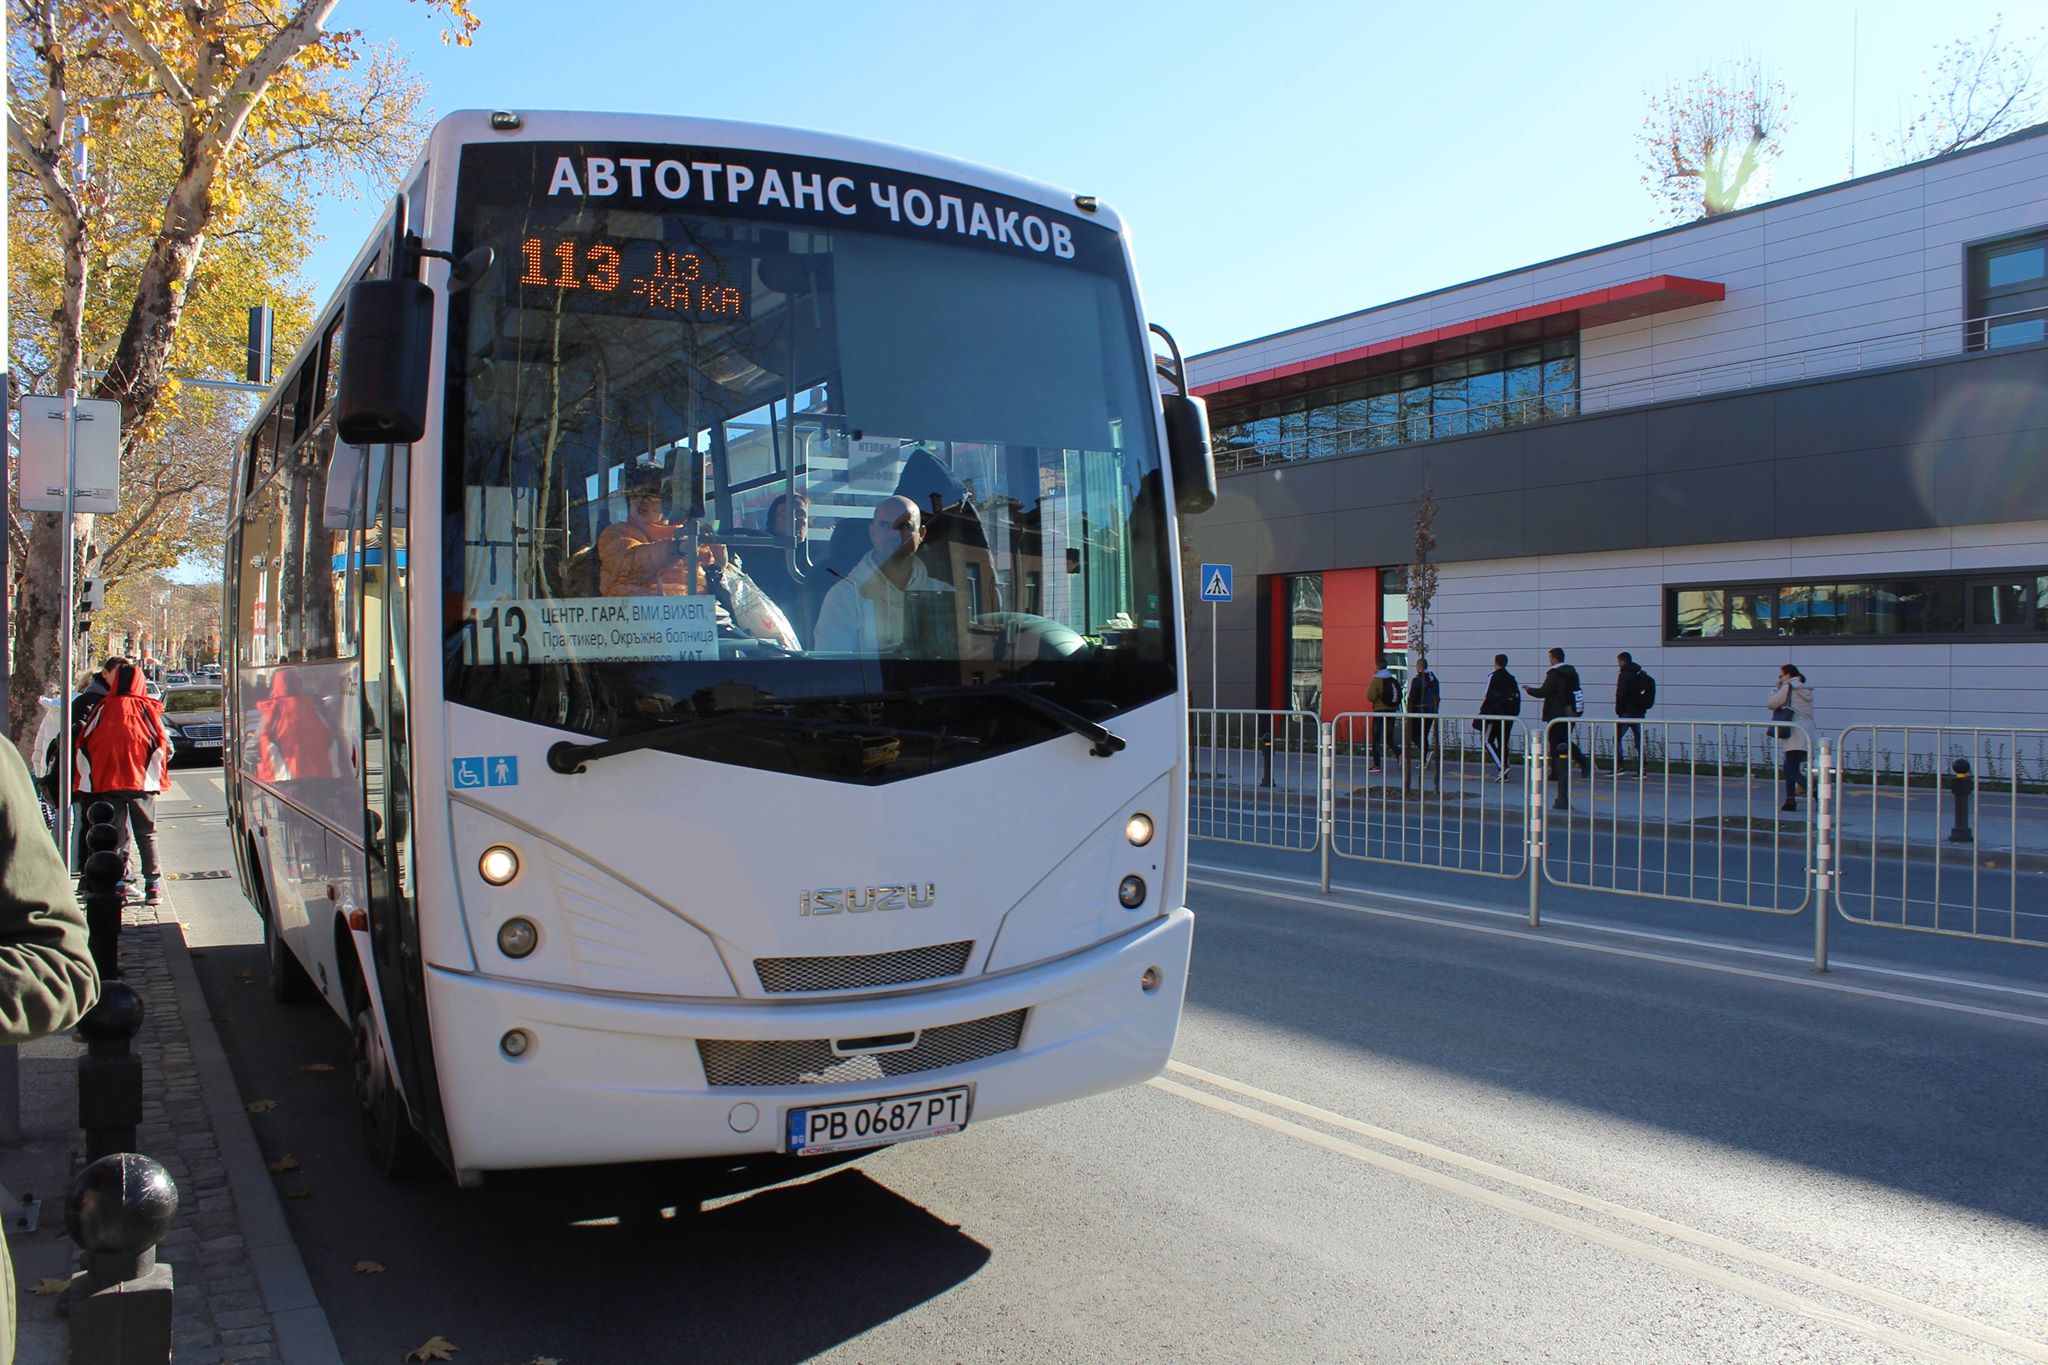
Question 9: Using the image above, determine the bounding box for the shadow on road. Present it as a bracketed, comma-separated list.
[193, 942, 991, 1363]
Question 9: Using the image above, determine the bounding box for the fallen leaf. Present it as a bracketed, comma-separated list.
[303, 1062, 335, 1073]
[285, 1187, 312, 1200]
[353, 1260, 385, 1274]
[267, 1155, 300, 1173]
[246, 1099, 277, 1113]
[29, 1278, 69, 1296]
[406, 1337, 458, 1361]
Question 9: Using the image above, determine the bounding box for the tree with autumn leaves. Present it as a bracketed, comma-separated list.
[6, 0, 477, 751]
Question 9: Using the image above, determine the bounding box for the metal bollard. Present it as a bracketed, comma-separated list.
[63, 1153, 178, 1365]
[1258, 732, 1273, 788]
[1947, 758, 1975, 844]
[77, 982, 145, 1164]
[80, 800, 126, 982]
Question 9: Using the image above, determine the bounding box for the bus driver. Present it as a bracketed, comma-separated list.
[814, 495, 951, 654]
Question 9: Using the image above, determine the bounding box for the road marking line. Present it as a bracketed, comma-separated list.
[1191, 860, 2048, 1003]
[1149, 1076, 1998, 1363]
[1189, 873, 2048, 1029]
[1162, 1062, 2048, 1361]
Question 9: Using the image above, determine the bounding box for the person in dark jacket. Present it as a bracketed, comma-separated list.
[0, 738, 101, 1358]
[1525, 647, 1590, 809]
[75, 662, 171, 905]
[1403, 657, 1441, 788]
[1477, 654, 1521, 779]
[1614, 651, 1654, 766]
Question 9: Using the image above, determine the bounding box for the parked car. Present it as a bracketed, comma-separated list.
[163, 670, 191, 686]
[145, 679, 165, 700]
[160, 685, 225, 765]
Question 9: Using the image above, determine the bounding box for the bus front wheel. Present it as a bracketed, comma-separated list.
[350, 996, 439, 1180]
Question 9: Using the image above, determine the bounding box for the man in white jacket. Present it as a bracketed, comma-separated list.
[814, 496, 952, 654]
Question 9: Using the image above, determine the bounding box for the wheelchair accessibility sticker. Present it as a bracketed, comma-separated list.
[453, 755, 520, 789]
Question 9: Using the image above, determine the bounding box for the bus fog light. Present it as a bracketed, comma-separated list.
[1140, 966, 1162, 993]
[1118, 875, 1147, 909]
[497, 917, 539, 958]
[1125, 813, 1155, 846]
[479, 845, 520, 886]
[500, 1029, 532, 1058]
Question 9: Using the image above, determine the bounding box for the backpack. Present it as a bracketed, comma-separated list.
[1633, 671, 1657, 712]
[1369, 676, 1394, 709]
[1414, 671, 1441, 714]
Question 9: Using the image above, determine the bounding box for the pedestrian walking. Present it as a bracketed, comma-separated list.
[1404, 656, 1441, 787]
[1766, 664, 1815, 812]
[1614, 651, 1656, 766]
[1525, 647, 1590, 810]
[1366, 656, 1401, 774]
[1476, 654, 1521, 779]
[75, 661, 173, 905]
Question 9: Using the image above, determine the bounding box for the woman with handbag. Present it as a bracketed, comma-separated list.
[1766, 664, 1814, 812]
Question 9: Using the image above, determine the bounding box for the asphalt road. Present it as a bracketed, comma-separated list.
[153, 770, 2048, 1363]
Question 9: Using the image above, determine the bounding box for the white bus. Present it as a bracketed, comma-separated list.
[224, 109, 1215, 1184]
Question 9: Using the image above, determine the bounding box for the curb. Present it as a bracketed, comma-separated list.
[154, 917, 344, 1365]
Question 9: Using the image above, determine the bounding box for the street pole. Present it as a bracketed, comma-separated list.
[1210, 600, 1218, 709]
[57, 388, 79, 872]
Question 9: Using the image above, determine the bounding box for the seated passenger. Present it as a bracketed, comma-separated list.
[744, 492, 816, 644]
[814, 496, 951, 653]
[596, 473, 700, 598]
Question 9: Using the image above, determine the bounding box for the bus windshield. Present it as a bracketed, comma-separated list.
[442, 141, 1176, 780]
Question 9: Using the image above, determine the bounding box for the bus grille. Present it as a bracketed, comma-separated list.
[754, 941, 973, 994]
[696, 1009, 1026, 1088]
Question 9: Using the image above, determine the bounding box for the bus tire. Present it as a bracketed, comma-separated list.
[348, 986, 440, 1180]
[249, 848, 316, 1005]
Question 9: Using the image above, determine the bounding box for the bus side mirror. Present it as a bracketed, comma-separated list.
[335, 278, 435, 446]
[1163, 392, 1215, 514]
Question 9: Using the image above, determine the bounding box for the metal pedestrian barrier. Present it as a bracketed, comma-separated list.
[1536, 719, 1813, 917]
[1329, 711, 1531, 879]
[1188, 709, 1324, 852]
[1830, 725, 2048, 949]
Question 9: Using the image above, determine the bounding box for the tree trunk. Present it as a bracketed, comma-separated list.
[9, 211, 95, 755]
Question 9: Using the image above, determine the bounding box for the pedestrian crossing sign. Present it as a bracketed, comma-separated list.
[1199, 564, 1234, 602]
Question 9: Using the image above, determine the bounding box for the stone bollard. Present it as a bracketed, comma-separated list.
[1947, 758, 1975, 845]
[63, 1153, 178, 1365]
[80, 800, 126, 981]
[77, 982, 145, 1164]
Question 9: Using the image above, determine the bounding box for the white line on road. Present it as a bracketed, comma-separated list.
[1190, 868, 2048, 1026]
[1150, 1069, 2039, 1363]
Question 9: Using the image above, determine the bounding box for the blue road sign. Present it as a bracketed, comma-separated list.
[452, 757, 487, 789]
[1199, 563, 1234, 602]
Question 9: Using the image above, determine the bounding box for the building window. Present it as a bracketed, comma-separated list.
[1667, 571, 2047, 642]
[1211, 329, 1579, 467]
[1969, 230, 2048, 350]
[1285, 574, 1323, 714]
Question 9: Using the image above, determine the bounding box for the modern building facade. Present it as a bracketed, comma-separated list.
[1183, 123, 2048, 733]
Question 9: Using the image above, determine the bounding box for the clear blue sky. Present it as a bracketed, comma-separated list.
[299, 0, 2041, 356]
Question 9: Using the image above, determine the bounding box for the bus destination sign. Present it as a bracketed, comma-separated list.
[516, 234, 750, 320]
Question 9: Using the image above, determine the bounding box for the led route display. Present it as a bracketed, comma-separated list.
[515, 234, 751, 320]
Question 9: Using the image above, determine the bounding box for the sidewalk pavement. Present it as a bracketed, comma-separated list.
[1193, 747, 2048, 861]
[0, 899, 341, 1365]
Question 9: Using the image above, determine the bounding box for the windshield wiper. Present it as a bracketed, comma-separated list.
[800, 682, 1125, 758]
[546, 709, 810, 773]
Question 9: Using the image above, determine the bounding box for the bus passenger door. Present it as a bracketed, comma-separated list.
[359, 443, 452, 1166]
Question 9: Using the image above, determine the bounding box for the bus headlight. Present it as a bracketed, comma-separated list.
[1118, 875, 1147, 909]
[497, 917, 539, 958]
[479, 845, 520, 886]
[1125, 813, 1155, 846]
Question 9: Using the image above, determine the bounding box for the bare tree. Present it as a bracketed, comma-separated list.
[1877, 16, 2047, 167]
[1639, 61, 1791, 222]
[1407, 485, 1439, 663]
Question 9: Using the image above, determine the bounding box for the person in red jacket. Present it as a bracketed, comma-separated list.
[75, 662, 171, 904]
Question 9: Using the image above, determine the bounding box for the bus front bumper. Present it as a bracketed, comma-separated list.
[425, 907, 1193, 1173]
